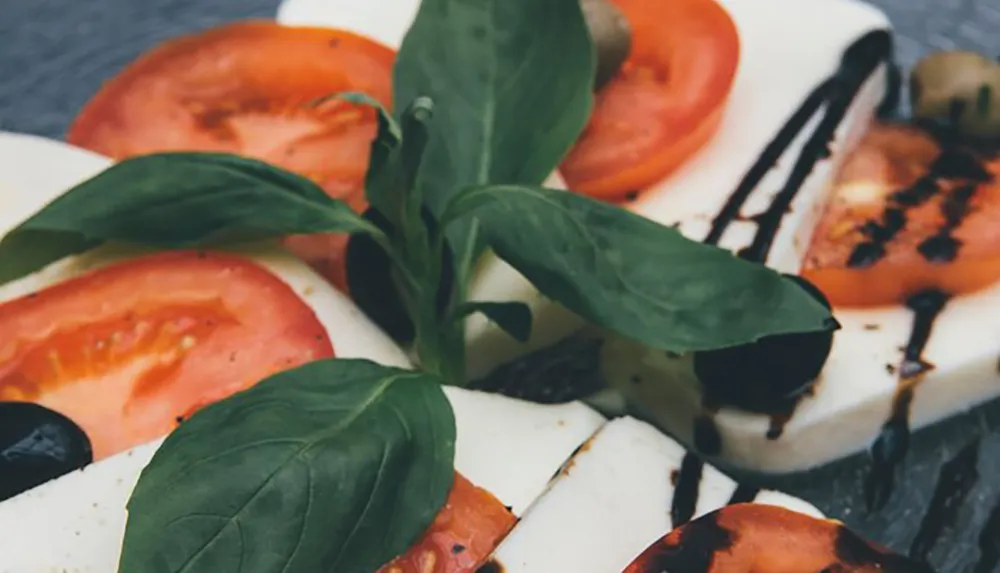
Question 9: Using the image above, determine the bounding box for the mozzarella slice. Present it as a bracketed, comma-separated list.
[487, 417, 823, 573]
[0, 388, 605, 572]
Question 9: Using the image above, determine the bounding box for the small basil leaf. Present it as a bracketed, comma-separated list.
[394, 0, 595, 284]
[118, 359, 455, 573]
[456, 184, 836, 351]
[0, 152, 376, 286]
[347, 207, 455, 346]
[453, 301, 533, 343]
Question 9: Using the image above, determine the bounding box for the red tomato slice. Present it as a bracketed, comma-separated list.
[0, 250, 334, 459]
[559, 0, 740, 200]
[67, 21, 396, 292]
[623, 504, 918, 572]
[379, 472, 516, 573]
[803, 123, 1000, 307]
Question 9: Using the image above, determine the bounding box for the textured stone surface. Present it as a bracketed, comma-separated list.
[1, 0, 1000, 570]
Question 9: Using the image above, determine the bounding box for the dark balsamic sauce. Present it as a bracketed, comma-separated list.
[475, 559, 504, 573]
[670, 451, 704, 527]
[689, 31, 892, 450]
[726, 483, 760, 505]
[973, 497, 1000, 573]
[848, 146, 993, 269]
[865, 289, 949, 511]
[908, 438, 981, 562]
[628, 510, 734, 572]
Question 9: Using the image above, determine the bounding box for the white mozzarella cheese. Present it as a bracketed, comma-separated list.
[487, 417, 823, 573]
[0, 388, 606, 573]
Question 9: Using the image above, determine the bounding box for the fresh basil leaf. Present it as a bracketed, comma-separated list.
[347, 206, 455, 347]
[0, 152, 378, 286]
[394, 0, 595, 284]
[453, 301, 533, 343]
[452, 185, 836, 351]
[118, 359, 455, 573]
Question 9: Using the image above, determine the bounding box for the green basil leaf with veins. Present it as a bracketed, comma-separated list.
[450, 184, 837, 351]
[118, 359, 455, 573]
[452, 301, 533, 343]
[0, 152, 379, 286]
[393, 0, 595, 285]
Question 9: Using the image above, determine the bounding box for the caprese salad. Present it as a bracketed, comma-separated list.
[0, 0, 984, 569]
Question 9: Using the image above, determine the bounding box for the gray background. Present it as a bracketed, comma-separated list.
[1, 0, 999, 570]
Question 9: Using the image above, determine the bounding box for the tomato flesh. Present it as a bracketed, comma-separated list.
[0, 250, 334, 459]
[560, 0, 740, 200]
[803, 123, 1000, 307]
[67, 21, 396, 291]
[379, 473, 516, 573]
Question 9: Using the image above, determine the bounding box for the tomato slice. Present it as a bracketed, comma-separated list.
[803, 123, 1000, 307]
[67, 21, 396, 291]
[0, 250, 334, 459]
[379, 472, 516, 573]
[623, 504, 921, 572]
[559, 0, 740, 200]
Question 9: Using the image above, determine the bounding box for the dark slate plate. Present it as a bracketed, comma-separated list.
[1, 0, 999, 571]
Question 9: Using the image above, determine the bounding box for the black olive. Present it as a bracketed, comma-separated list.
[692, 274, 836, 414]
[0, 402, 92, 501]
[345, 206, 454, 346]
[580, 0, 632, 90]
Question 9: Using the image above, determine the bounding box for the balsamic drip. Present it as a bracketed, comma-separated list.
[703, 80, 834, 247]
[865, 289, 949, 511]
[848, 146, 993, 269]
[629, 510, 734, 572]
[670, 452, 704, 527]
[704, 30, 892, 257]
[726, 483, 760, 505]
[692, 31, 891, 448]
[917, 183, 975, 263]
[908, 438, 981, 562]
[475, 559, 504, 573]
[974, 497, 1000, 573]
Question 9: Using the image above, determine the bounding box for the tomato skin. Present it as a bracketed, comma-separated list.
[379, 473, 516, 573]
[559, 0, 740, 200]
[67, 21, 396, 292]
[623, 504, 925, 573]
[0, 250, 334, 459]
[803, 123, 1000, 307]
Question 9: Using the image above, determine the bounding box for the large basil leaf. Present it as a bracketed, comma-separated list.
[450, 185, 837, 351]
[0, 152, 377, 286]
[118, 359, 455, 573]
[393, 0, 595, 284]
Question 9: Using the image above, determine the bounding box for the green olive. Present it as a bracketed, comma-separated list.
[909, 50, 1000, 138]
[580, 0, 632, 90]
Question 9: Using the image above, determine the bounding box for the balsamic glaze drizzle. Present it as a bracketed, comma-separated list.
[670, 452, 704, 527]
[849, 146, 993, 269]
[865, 289, 949, 511]
[673, 30, 892, 522]
[726, 483, 761, 506]
[908, 438, 981, 562]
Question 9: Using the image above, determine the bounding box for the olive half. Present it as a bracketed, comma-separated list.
[692, 274, 836, 413]
[0, 402, 93, 501]
[910, 50, 1000, 138]
[580, 0, 632, 90]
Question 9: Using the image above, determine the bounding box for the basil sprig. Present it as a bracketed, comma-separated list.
[117, 360, 455, 573]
